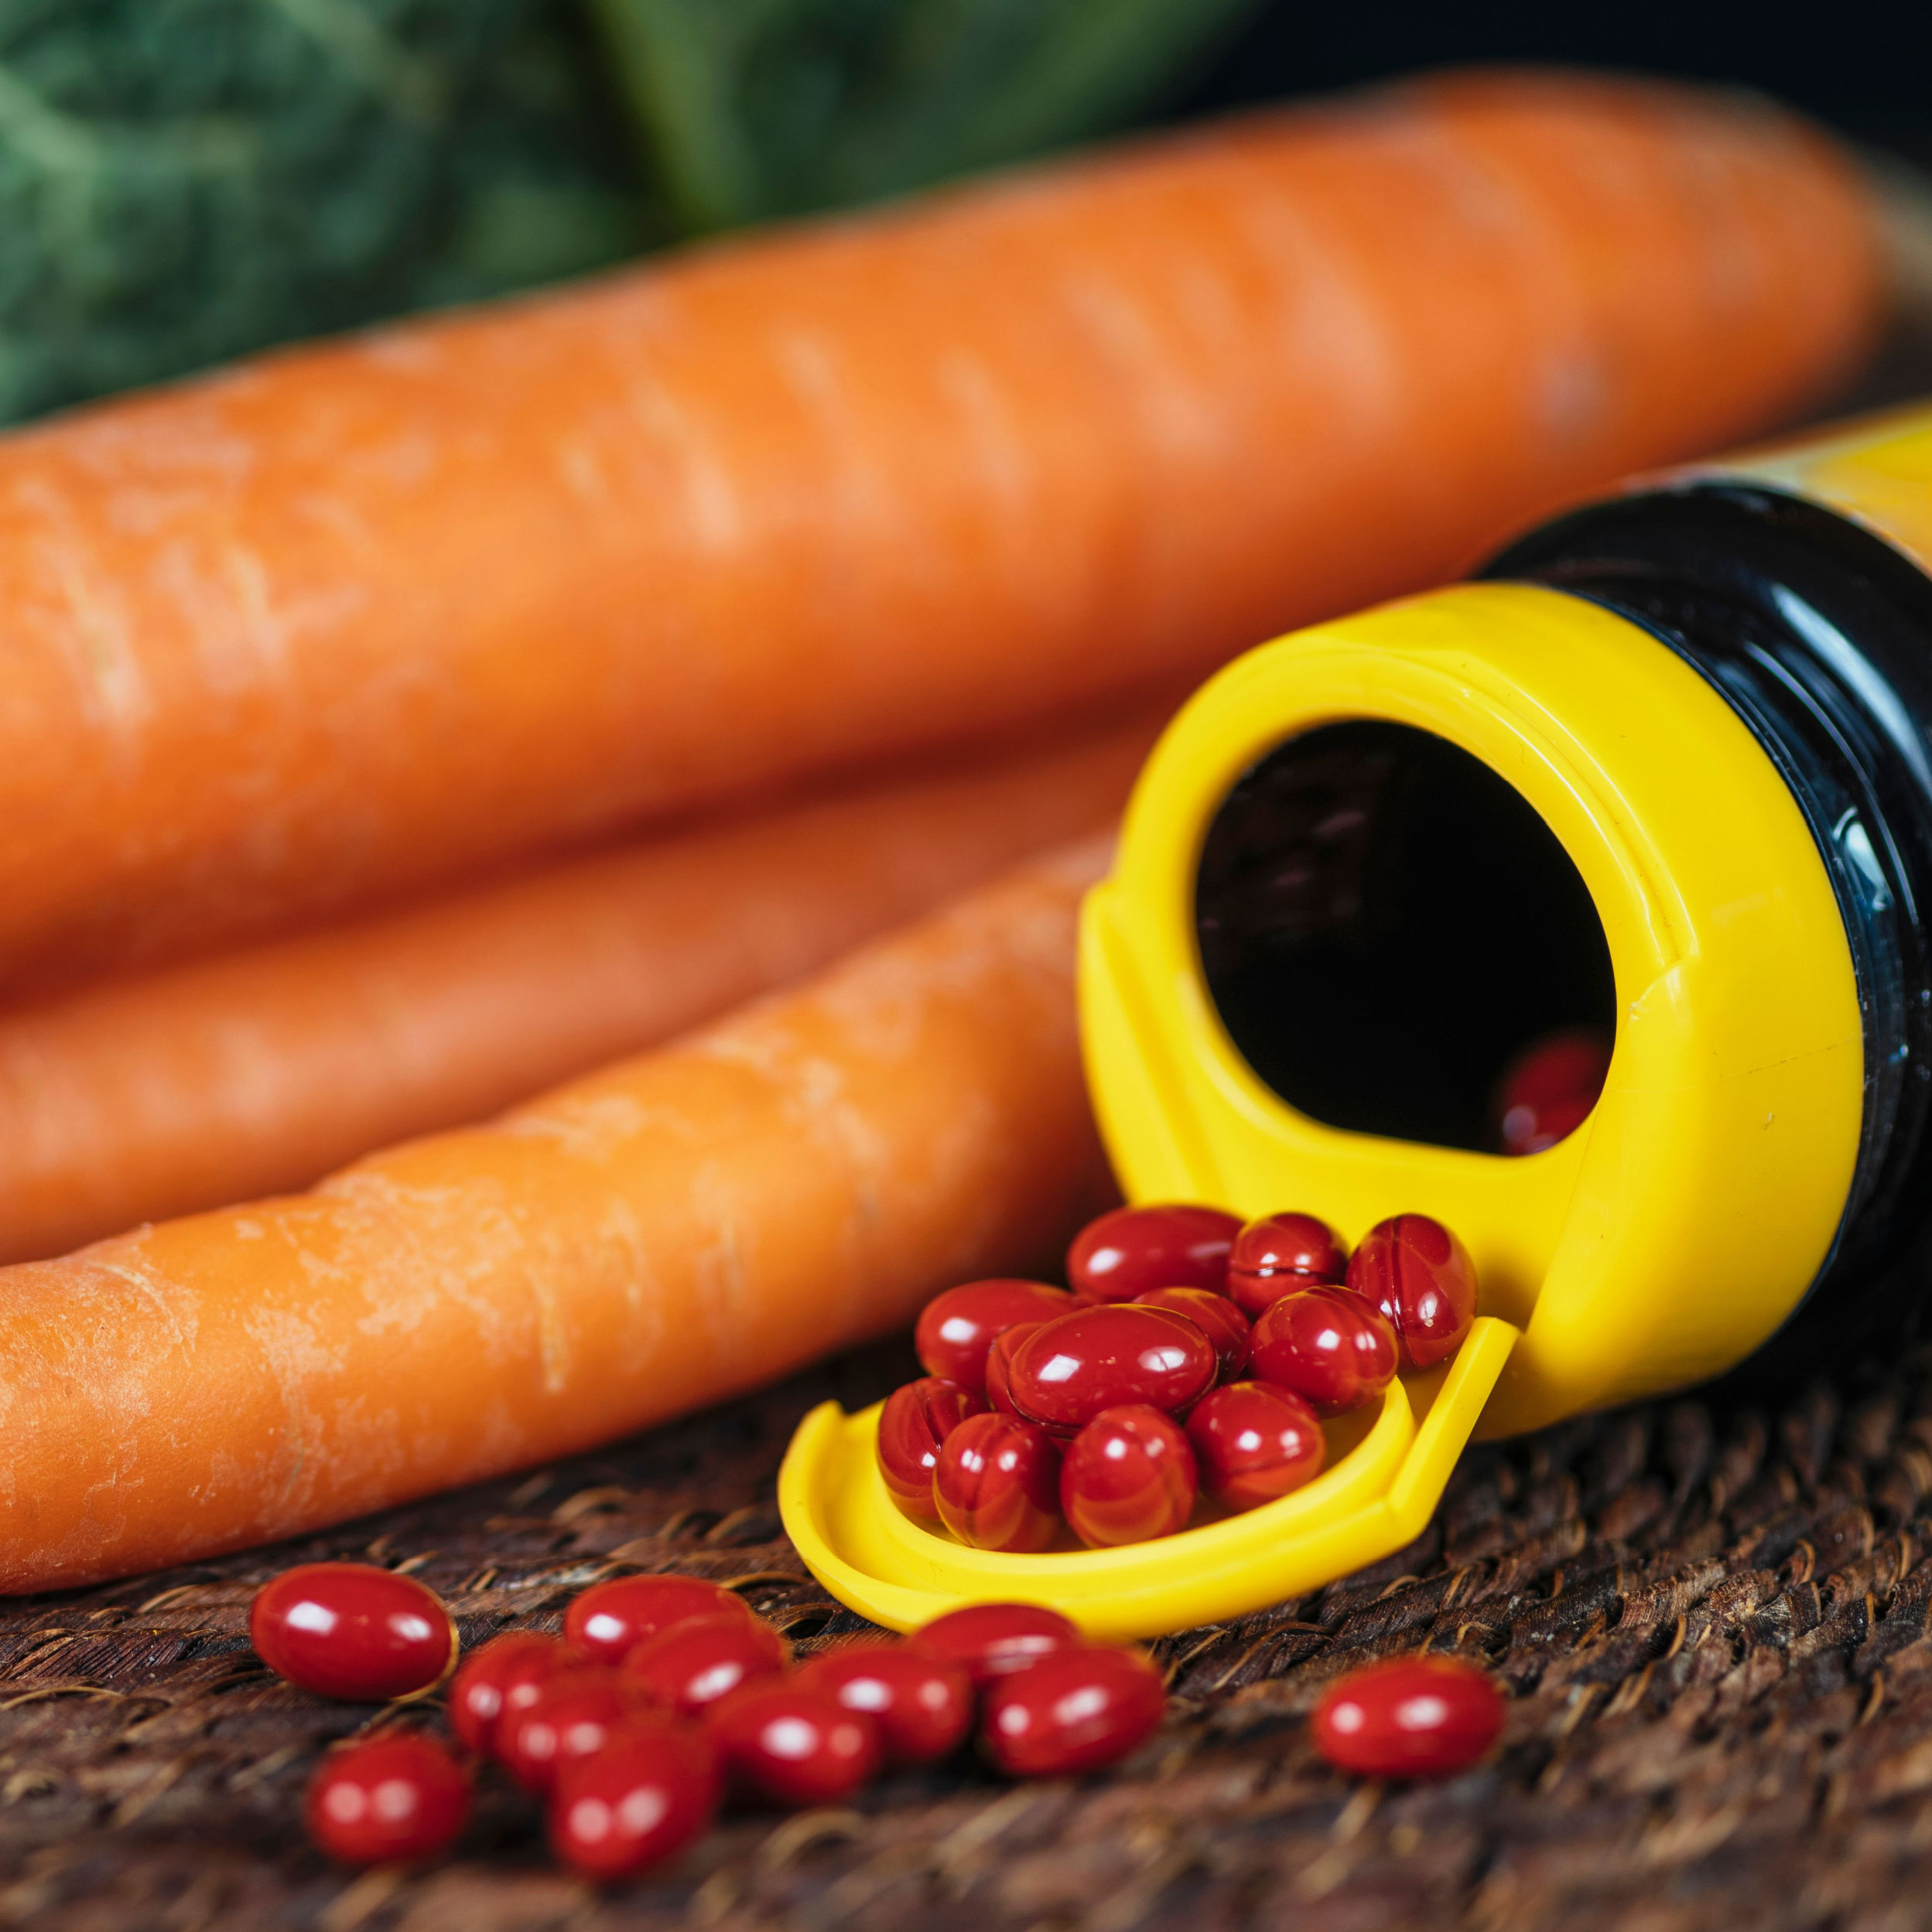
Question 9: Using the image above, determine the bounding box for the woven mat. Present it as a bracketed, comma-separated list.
[7, 1322, 1932, 1932]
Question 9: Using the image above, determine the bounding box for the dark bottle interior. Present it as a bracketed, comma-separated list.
[1194, 720, 1617, 1154]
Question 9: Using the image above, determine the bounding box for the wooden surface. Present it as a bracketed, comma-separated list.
[6, 1322, 1932, 1931]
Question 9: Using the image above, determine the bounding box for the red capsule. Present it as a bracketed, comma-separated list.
[1346, 1216, 1478, 1369]
[982, 1645, 1165, 1776]
[623, 1611, 790, 1717]
[796, 1643, 973, 1765]
[1067, 1203, 1241, 1304]
[449, 1631, 583, 1753]
[877, 1376, 987, 1527]
[1133, 1286, 1250, 1381]
[908, 1602, 1082, 1687]
[1060, 1406, 1198, 1547]
[549, 1716, 721, 1879]
[985, 1322, 1043, 1418]
[499, 1667, 651, 1792]
[251, 1563, 457, 1702]
[932, 1413, 1062, 1553]
[563, 1574, 749, 1664]
[915, 1279, 1075, 1394]
[1249, 1285, 1398, 1415]
[1185, 1381, 1326, 1509]
[1312, 1656, 1505, 1779]
[1226, 1212, 1348, 1316]
[306, 1732, 468, 1865]
[1496, 1028, 1612, 1156]
[706, 1680, 883, 1806]
[1006, 1305, 1217, 1435]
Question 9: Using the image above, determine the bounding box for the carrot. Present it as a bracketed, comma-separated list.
[0, 70, 1882, 995]
[0, 838, 1113, 1592]
[0, 707, 1158, 1266]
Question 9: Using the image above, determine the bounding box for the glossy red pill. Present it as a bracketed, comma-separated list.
[932, 1413, 1062, 1552]
[1249, 1285, 1398, 1415]
[549, 1718, 721, 1879]
[449, 1630, 581, 1752]
[499, 1667, 650, 1792]
[306, 1732, 468, 1865]
[1067, 1203, 1241, 1303]
[251, 1563, 457, 1702]
[796, 1643, 973, 1764]
[706, 1681, 883, 1807]
[908, 1602, 1082, 1687]
[623, 1611, 790, 1717]
[982, 1646, 1166, 1776]
[1185, 1381, 1326, 1509]
[985, 1323, 1043, 1418]
[915, 1279, 1075, 1394]
[1346, 1216, 1478, 1369]
[1006, 1305, 1217, 1435]
[877, 1376, 987, 1527]
[1226, 1212, 1348, 1316]
[563, 1574, 749, 1664]
[1134, 1286, 1250, 1381]
[1496, 1028, 1612, 1156]
[1312, 1656, 1505, 1779]
[1060, 1406, 1199, 1547]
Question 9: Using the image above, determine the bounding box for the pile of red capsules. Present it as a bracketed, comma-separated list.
[879, 1202, 1479, 1550]
[251, 1564, 1168, 1878]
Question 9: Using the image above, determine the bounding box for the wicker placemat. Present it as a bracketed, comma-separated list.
[5, 1310, 1932, 1932]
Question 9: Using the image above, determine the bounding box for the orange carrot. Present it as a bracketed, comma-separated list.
[0, 839, 1114, 1592]
[0, 709, 1161, 1266]
[0, 71, 1882, 993]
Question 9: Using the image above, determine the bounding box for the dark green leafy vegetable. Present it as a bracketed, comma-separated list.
[586, 0, 1266, 234]
[0, 0, 1259, 426]
[0, 0, 641, 425]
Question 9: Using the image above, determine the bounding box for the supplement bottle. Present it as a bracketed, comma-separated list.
[782, 402, 1932, 1636]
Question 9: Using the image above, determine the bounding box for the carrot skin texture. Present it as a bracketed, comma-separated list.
[0, 840, 1115, 1593]
[0, 72, 1881, 991]
[0, 710, 1157, 1263]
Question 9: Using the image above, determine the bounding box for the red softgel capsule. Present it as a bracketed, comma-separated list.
[1225, 1212, 1348, 1317]
[1185, 1381, 1326, 1509]
[306, 1732, 469, 1865]
[499, 1667, 651, 1792]
[1346, 1216, 1478, 1369]
[932, 1413, 1062, 1553]
[1312, 1655, 1505, 1780]
[251, 1563, 457, 1702]
[563, 1574, 749, 1664]
[1496, 1028, 1612, 1156]
[1067, 1203, 1241, 1304]
[1133, 1286, 1250, 1382]
[915, 1279, 1075, 1394]
[796, 1643, 973, 1765]
[1006, 1305, 1217, 1435]
[877, 1377, 987, 1527]
[549, 1718, 721, 1880]
[1060, 1406, 1198, 1547]
[706, 1681, 883, 1807]
[908, 1602, 1082, 1687]
[982, 1646, 1166, 1776]
[623, 1611, 790, 1717]
[1250, 1285, 1399, 1416]
[449, 1631, 581, 1752]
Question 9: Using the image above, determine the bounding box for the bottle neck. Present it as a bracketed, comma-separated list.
[1487, 485, 1932, 1301]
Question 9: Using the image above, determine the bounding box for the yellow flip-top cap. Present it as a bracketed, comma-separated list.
[781, 580, 1863, 1637]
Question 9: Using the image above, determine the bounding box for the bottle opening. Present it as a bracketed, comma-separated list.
[1194, 720, 1616, 1154]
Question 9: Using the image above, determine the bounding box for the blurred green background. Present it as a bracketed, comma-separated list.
[5, 0, 1927, 429]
